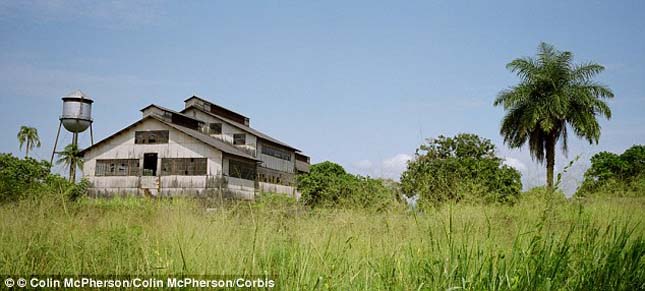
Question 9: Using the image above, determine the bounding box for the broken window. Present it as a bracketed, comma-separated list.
[261, 143, 291, 161]
[233, 133, 246, 145]
[209, 123, 222, 135]
[160, 158, 207, 176]
[170, 113, 201, 130]
[228, 159, 256, 180]
[95, 159, 140, 176]
[135, 130, 169, 144]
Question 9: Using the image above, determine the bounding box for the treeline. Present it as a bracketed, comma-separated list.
[297, 135, 644, 209]
[298, 134, 523, 209]
[2, 138, 642, 208]
[576, 145, 645, 197]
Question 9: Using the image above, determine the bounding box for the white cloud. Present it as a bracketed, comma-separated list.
[503, 157, 527, 172]
[382, 154, 412, 178]
[351, 153, 412, 180]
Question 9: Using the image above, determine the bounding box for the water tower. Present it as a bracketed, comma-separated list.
[50, 90, 95, 165]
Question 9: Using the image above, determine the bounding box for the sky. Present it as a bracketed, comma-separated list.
[1, 0, 644, 194]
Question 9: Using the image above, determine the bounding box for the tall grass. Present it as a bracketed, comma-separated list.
[0, 194, 643, 290]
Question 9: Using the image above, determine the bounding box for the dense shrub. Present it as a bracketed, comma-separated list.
[400, 134, 522, 205]
[577, 145, 645, 196]
[0, 153, 51, 202]
[297, 161, 395, 209]
[0, 153, 87, 202]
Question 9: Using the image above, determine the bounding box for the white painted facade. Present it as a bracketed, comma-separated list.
[82, 118, 255, 199]
[184, 107, 296, 174]
[81, 96, 309, 199]
[184, 108, 258, 155]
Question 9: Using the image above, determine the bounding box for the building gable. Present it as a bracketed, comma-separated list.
[182, 106, 300, 152]
[80, 115, 257, 162]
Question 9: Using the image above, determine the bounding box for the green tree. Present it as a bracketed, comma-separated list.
[0, 154, 51, 202]
[17, 126, 41, 158]
[577, 145, 645, 195]
[297, 161, 394, 209]
[56, 144, 84, 182]
[495, 43, 614, 189]
[400, 134, 522, 204]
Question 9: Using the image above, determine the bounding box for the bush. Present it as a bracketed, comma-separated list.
[0, 153, 88, 203]
[0, 153, 51, 202]
[400, 134, 522, 205]
[577, 145, 645, 196]
[297, 161, 395, 209]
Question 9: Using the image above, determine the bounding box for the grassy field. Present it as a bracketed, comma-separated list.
[0, 193, 643, 290]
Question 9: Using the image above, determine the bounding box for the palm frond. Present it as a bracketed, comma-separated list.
[571, 63, 605, 82]
[495, 42, 613, 164]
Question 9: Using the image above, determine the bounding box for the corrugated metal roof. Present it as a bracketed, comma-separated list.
[181, 106, 301, 152]
[140, 104, 200, 121]
[79, 115, 258, 161]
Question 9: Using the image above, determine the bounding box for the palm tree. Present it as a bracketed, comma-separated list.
[57, 144, 84, 182]
[17, 126, 41, 158]
[494, 43, 614, 189]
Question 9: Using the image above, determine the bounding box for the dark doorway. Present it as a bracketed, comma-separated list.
[143, 153, 158, 176]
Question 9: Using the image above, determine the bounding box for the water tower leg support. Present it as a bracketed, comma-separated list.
[50, 120, 63, 165]
[90, 123, 94, 145]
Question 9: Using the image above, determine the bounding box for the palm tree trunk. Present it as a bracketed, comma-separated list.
[25, 140, 30, 158]
[545, 133, 556, 190]
[70, 133, 78, 182]
[69, 164, 75, 182]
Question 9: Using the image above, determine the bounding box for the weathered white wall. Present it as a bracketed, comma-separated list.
[184, 108, 297, 174]
[141, 106, 166, 119]
[225, 177, 256, 200]
[82, 118, 248, 196]
[258, 182, 296, 197]
[185, 108, 256, 153]
[84, 118, 223, 175]
[84, 111, 300, 200]
[257, 142, 295, 173]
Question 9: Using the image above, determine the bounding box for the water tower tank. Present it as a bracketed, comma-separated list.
[60, 90, 93, 133]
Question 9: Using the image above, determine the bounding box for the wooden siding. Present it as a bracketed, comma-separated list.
[80, 118, 262, 198]
[257, 154, 294, 173]
[83, 118, 223, 176]
[185, 97, 250, 126]
[184, 108, 258, 155]
[257, 141, 296, 173]
[85, 105, 303, 201]
[296, 160, 310, 173]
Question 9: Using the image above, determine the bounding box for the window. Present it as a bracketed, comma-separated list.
[257, 169, 293, 186]
[95, 159, 140, 176]
[160, 158, 207, 176]
[261, 144, 291, 161]
[209, 123, 222, 135]
[135, 130, 169, 144]
[229, 159, 256, 180]
[233, 133, 246, 145]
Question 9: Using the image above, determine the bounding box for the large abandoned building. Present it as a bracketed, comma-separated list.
[80, 96, 310, 199]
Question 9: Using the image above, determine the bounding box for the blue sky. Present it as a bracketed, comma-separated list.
[1, 1, 644, 193]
